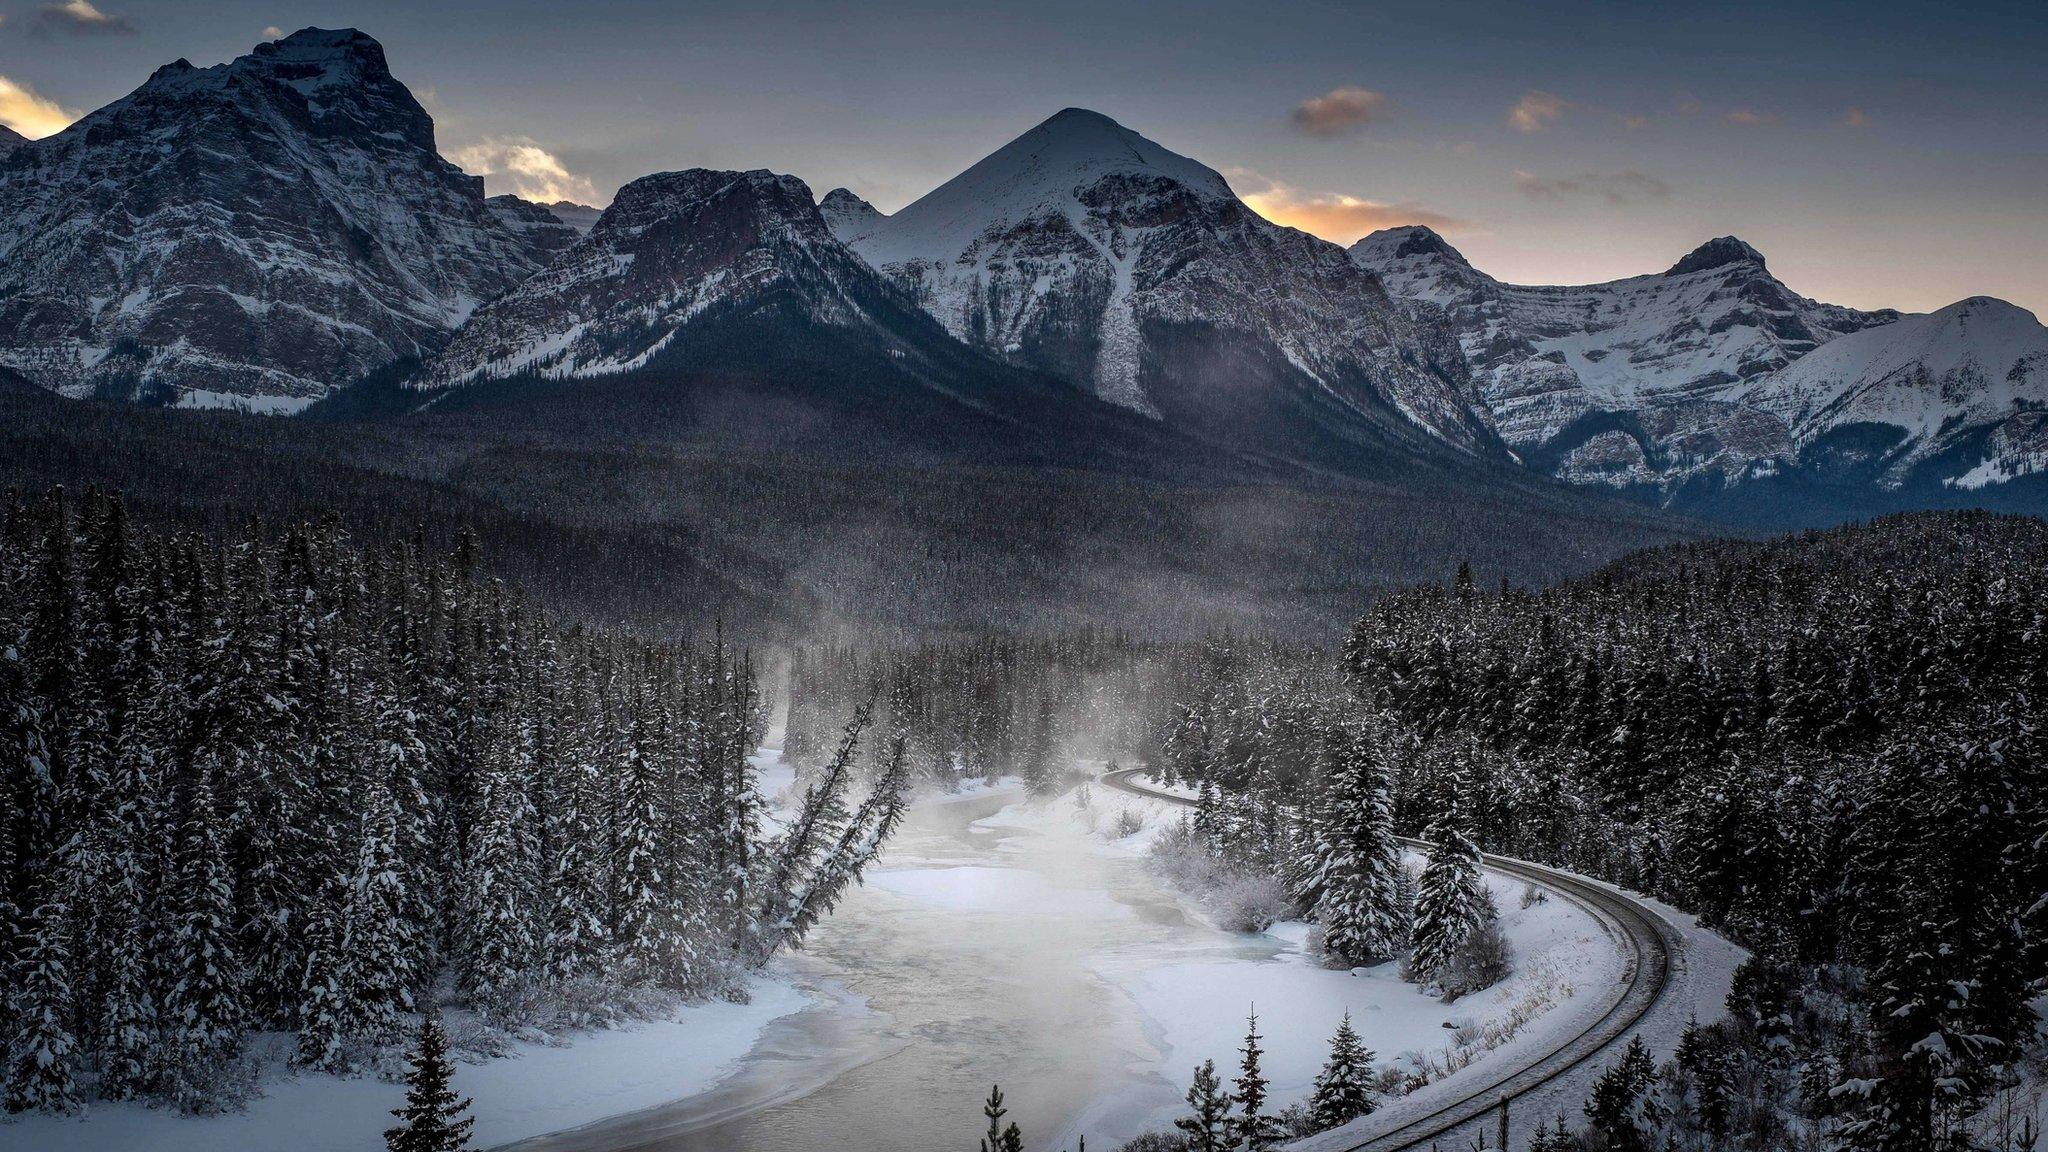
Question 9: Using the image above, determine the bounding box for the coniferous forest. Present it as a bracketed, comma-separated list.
[781, 511, 2048, 1152]
[0, 487, 904, 1116]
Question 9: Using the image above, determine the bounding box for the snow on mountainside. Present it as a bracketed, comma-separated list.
[832, 108, 1493, 456]
[818, 187, 883, 237]
[0, 28, 558, 407]
[1742, 297, 2048, 489]
[0, 125, 26, 158]
[1352, 226, 1901, 490]
[418, 169, 899, 388]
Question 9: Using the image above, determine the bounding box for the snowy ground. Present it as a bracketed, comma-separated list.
[975, 774, 1627, 1143]
[7, 973, 815, 1152]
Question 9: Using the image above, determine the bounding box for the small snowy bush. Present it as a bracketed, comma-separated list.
[1211, 871, 1293, 933]
[1438, 918, 1513, 1002]
[1520, 882, 1548, 908]
[1113, 808, 1147, 838]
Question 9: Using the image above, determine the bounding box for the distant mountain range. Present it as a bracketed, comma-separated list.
[1349, 227, 2047, 506]
[1, 26, 2042, 527]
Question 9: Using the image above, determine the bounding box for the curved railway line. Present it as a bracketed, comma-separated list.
[1098, 767, 1683, 1152]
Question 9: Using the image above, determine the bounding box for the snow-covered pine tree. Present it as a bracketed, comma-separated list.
[1409, 795, 1485, 989]
[778, 727, 910, 951]
[342, 769, 413, 1047]
[457, 716, 537, 1016]
[1230, 1007, 1284, 1151]
[292, 876, 355, 1074]
[4, 873, 80, 1114]
[385, 1009, 474, 1152]
[159, 765, 246, 1112]
[1317, 719, 1407, 966]
[1174, 1059, 1232, 1152]
[542, 663, 609, 982]
[1308, 1010, 1376, 1130]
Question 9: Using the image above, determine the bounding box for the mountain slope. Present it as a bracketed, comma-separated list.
[831, 109, 1496, 466]
[419, 167, 1016, 397]
[1741, 296, 2048, 491]
[1351, 227, 1897, 487]
[0, 28, 554, 409]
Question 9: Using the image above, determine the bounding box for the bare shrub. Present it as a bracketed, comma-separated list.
[1113, 808, 1147, 838]
[1439, 918, 1513, 1002]
[1520, 882, 1548, 908]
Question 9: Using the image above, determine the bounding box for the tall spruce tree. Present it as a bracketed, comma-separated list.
[1410, 797, 1485, 989]
[1230, 1007, 1284, 1151]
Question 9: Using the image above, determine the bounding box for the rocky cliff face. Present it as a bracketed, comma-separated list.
[831, 109, 1497, 460]
[418, 169, 917, 388]
[0, 28, 556, 409]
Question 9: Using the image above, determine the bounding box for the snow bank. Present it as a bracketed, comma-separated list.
[6, 973, 816, 1152]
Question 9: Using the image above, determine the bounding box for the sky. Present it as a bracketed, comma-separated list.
[0, 0, 2042, 314]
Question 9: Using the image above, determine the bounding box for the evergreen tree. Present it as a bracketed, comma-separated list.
[1174, 1059, 1233, 1152]
[3, 874, 80, 1114]
[159, 766, 246, 1111]
[385, 1009, 474, 1152]
[1308, 1011, 1376, 1131]
[1230, 1007, 1284, 1151]
[1410, 799, 1485, 989]
[1317, 720, 1407, 966]
[977, 1083, 1023, 1152]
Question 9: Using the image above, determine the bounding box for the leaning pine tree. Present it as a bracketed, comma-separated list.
[1409, 800, 1485, 989]
[386, 1009, 475, 1152]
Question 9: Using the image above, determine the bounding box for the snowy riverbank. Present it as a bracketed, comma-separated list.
[5, 971, 819, 1152]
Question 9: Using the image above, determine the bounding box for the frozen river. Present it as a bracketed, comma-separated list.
[504, 782, 1623, 1152]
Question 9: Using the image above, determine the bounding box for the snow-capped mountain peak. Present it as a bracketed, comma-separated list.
[839, 108, 1492, 456]
[818, 188, 884, 241]
[1740, 295, 2048, 487]
[0, 27, 559, 408]
[1665, 235, 1767, 276]
[418, 167, 904, 389]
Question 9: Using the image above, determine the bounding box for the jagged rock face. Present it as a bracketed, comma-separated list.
[1352, 227, 1897, 489]
[833, 109, 1493, 456]
[0, 126, 26, 158]
[487, 194, 583, 262]
[0, 28, 553, 409]
[419, 169, 904, 388]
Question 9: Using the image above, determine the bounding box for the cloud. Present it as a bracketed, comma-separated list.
[1725, 109, 1777, 126]
[1843, 107, 1870, 128]
[1290, 86, 1391, 136]
[448, 136, 600, 204]
[1619, 114, 1651, 130]
[0, 74, 79, 139]
[1508, 91, 1569, 133]
[33, 0, 134, 34]
[262, 25, 285, 40]
[1230, 170, 1460, 244]
[1512, 169, 1672, 205]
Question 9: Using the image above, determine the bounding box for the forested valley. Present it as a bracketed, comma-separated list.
[784, 511, 2048, 1152]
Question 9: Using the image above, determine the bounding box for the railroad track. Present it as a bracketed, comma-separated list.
[1097, 767, 1681, 1152]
